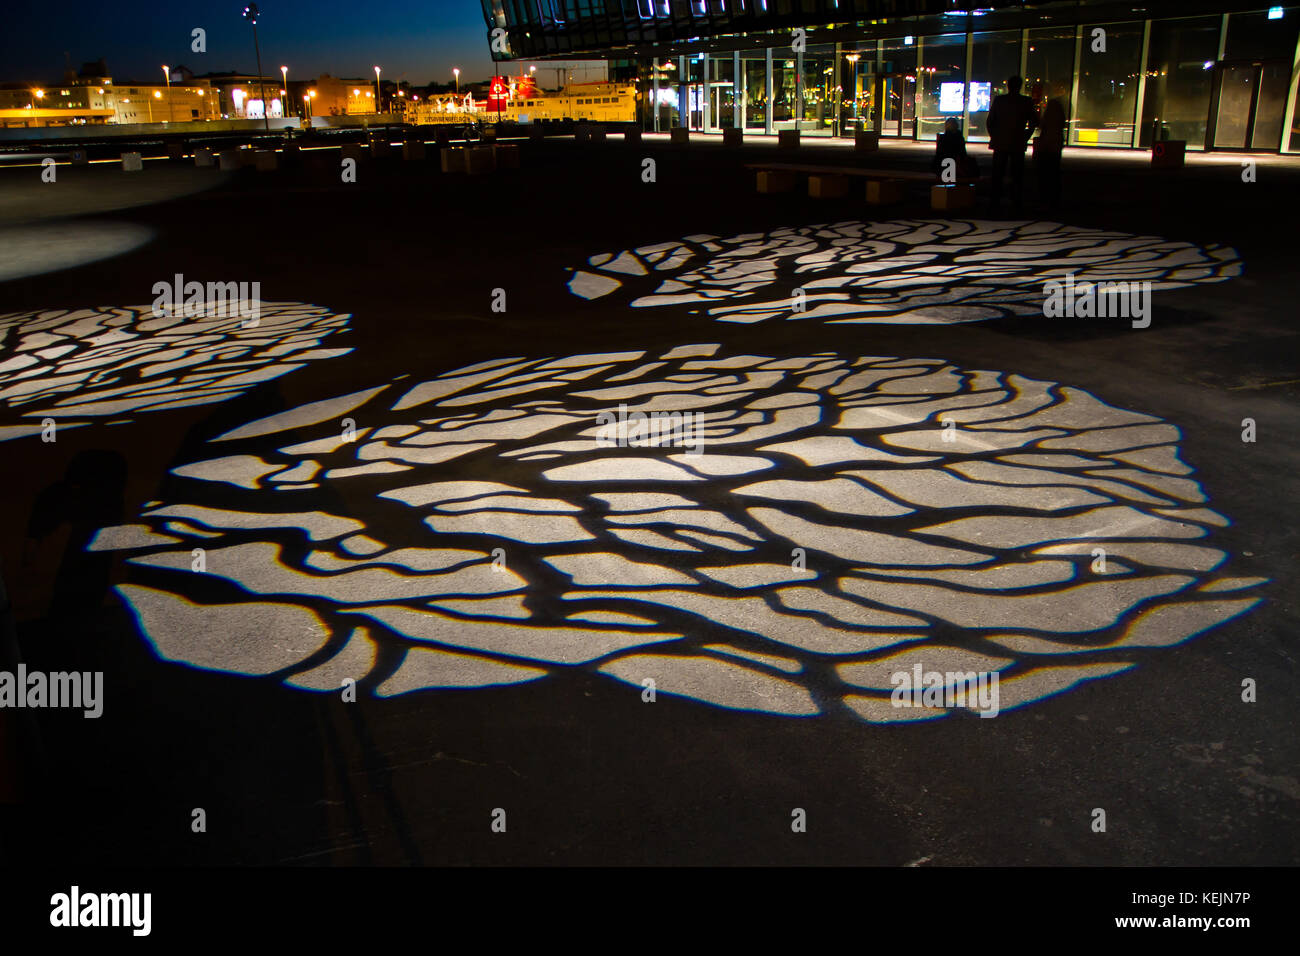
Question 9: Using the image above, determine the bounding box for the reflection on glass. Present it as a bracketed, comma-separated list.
[969, 31, 1022, 143]
[917, 33, 966, 141]
[1140, 16, 1218, 148]
[1214, 64, 1256, 148]
[1073, 21, 1144, 146]
[744, 57, 766, 130]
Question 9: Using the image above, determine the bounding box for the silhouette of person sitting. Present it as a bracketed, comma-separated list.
[932, 117, 978, 182]
[986, 76, 1037, 210]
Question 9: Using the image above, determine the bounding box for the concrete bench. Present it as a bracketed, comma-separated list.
[808, 174, 850, 199]
[930, 183, 975, 210]
[866, 179, 905, 204]
[756, 169, 799, 193]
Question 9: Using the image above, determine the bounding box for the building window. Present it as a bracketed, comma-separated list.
[1073, 21, 1145, 147]
[1139, 16, 1220, 149]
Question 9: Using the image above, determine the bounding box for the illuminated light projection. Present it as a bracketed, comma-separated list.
[0, 304, 352, 441]
[566, 220, 1242, 324]
[93, 346, 1265, 720]
[0, 222, 155, 282]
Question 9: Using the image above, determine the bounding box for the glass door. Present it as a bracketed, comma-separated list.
[1213, 63, 1258, 148]
[879, 73, 916, 137]
[1211, 60, 1290, 150]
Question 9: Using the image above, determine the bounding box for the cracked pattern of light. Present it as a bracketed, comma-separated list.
[566, 219, 1242, 324]
[0, 303, 352, 441]
[94, 345, 1265, 720]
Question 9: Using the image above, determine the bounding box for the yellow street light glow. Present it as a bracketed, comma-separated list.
[154, 90, 162, 98]
[35, 89, 45, 98]
[353, 89, 360, 95]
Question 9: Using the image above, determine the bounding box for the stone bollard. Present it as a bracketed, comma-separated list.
[624, 127, 642, 145]
[254, 150, 278, 171]
[723, 127, 743, 147]
[1151, 140, 1186, 169]
[440, 146, 467, 173]
[121, 152, 143, 172]
[402, 140, 427, 160]
[778, 128, 800, 149]
[70, 149, 90, 166]
[670, 127, 689, 144]
[194, 147, 214, 167]
[855, 129, 880, 152]
[492, 143, 520, 169]
[465, 145, 497, 174]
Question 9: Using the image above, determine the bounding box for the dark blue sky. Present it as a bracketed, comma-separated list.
[2, 0, 499, 86]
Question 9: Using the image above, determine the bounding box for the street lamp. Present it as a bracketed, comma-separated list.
[162, 64, 173, 122]
[453, 67, 460, 94]
[242, 4, 270, 131]
[374, 65, 381, 114]
[844, 53, 860, 135]
[281, 65, 289, 117]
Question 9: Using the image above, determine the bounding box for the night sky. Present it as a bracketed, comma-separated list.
[2, 0, 500, 86]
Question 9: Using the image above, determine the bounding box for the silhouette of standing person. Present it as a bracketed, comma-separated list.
[1037, 97, 1066, 209]
[986, 76, 1037, 212]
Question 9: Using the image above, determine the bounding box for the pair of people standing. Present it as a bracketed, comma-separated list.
[983, 76, 1065, 211]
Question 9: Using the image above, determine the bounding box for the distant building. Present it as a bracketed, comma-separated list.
[0, 60, 218, 128]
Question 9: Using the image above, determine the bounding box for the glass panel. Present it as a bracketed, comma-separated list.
[744, 56, 767, 130]
[711, 57, 734, 131]
[773, 56, 797, 129]
[1139, 16, 1219, 149]
[1025, 25, 1076, 107]
[1225, 9, 1300, 62]
[1251, 60, 1289, 150]
[917, 33, 966, 141]
[968, 30, 1022, 143]
[1214, 64, 1256, 148]
[801, 46, 835, 135]
[1288, 72, 1300, 152]
[841, 46, 876, 134]
[1072, 21, 1144, 146]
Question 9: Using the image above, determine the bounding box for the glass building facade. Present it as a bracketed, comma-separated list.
[480, 0, 1300, 153]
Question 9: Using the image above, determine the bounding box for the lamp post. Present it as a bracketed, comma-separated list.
[162, 64, 173, 122]
[280, 65, 289, 117]
[453, 67, 460, 94]
[374, 65, 381, 114]
[242, 4, 270, 131]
